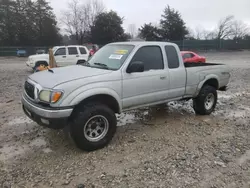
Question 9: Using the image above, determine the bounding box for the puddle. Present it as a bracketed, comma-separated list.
[223, 106, 250, 119]
[218, 93, 234, 100]
[0, 137, 48, 161]
[237, 150, 250, 165]
[8, 117, 32, 126]
[0, 145, 28, 161]
[30, 138, 47, 147]
[42, 148, 53, 153]
[167, 100, 194, 114]
[117, 113, 136, 126]
[116, 101, 195, 126]
[218, 92, 250, 101]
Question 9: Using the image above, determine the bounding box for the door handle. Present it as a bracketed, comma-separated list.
[160, 76, 166, 80]
[76, 55, 79, 57]
[62, 56, 66, 58]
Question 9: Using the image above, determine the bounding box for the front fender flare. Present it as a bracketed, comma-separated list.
[66, 88, 122, 113]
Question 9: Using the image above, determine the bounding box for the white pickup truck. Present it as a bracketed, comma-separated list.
[26, 45, 89, 69]
[22, 41, 230, 151]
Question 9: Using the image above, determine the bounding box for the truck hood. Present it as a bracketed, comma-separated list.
[29, 65, 112, 88]
[29, 54, 49, 60]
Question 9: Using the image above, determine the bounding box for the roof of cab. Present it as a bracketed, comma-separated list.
[108, 41, 176, 46]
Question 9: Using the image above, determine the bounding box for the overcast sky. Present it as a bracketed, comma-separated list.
[49, 0, 250, 32]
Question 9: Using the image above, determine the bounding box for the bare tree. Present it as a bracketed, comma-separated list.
[205, 31, 217, 40]
[128, 24, 137, 38]
[231, 20, 249, 39]
[83, 0, 105, 28]
[199, 29, 217, 40]
[186, 27, 195, 39]
[194, 26, 203, 39]
[61, 0, 105, 44]
[215, 15, 234, 39]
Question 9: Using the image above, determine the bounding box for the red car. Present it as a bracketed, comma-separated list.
[181, 51, 206, 63]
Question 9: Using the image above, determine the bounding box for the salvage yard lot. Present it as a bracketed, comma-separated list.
[0, 51, 250, 187]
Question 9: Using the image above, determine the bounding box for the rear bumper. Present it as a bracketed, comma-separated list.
[22, 95, 73, 129]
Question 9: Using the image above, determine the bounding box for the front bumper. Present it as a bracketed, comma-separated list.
[22, 95, 73, 129]
[26, 61, 35, 68]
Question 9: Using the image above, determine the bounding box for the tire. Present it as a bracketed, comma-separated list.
[77, 60, 86, 65]
[193, 85, 217, 115]
[70, 103, 117, 151]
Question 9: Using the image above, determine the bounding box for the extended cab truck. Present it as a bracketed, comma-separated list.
[21, 42, 231, 151]
[26, 45, 89, 69]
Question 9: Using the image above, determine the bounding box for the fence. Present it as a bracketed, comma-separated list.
[0, 46, 49, 56]
[171, 39, 250, 51]
[0, 39, 250, 56]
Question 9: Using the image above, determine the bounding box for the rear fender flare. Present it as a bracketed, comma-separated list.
[195, 74, 219, 96]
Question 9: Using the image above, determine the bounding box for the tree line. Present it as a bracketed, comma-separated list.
[0, 0, 61, 46]
[139, 7, 250, 41]
[0, 0, 249, 47]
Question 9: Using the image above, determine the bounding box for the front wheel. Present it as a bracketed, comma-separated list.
[193, 85, 217, 115]
[70, 103, 117, 151]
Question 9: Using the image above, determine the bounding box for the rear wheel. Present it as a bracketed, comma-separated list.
[193, 85, 217, 115]
[70, 103, 117, 151]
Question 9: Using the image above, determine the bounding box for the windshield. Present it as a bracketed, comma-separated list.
[87, 44, 134, 70]
[52, 47, 59, 53]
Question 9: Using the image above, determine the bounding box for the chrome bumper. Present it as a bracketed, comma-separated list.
[22, 95, 73, 119]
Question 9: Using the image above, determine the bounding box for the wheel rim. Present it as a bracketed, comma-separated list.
[204, 93, 215, 110]
[83, 115, 109, 142]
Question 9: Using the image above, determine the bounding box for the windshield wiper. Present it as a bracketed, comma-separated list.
[93, 63, 110, 70]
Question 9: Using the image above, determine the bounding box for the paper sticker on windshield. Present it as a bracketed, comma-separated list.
[115, 50, 128, 55]
[109, 54, 123, 60]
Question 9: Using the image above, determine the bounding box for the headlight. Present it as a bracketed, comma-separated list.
[39, 90, 51, 103]
[39, 90, 63, 103]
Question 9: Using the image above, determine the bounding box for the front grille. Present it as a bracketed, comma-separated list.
[24, 81, 35, 99]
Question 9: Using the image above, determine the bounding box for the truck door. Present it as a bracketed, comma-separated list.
[122, 45, 169, 109]
[54, 47, 66, 67]
[164, 45, 186, 99]
[67, 47, 79, 65]
[78, 47, 89, 61]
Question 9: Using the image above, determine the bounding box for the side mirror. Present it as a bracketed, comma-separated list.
[127, 61, 144, 73]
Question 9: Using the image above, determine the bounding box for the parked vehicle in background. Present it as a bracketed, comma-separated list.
[36, 49, 46, 54]
[181, 51, 206, 63]
[88, 45, 98, 59]
[22, 41, 230, 151]
[85, 44, 99, 51]
[17, 49, 27, 57]
[26, 45, 89, 69]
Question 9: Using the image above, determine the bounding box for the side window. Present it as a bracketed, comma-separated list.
[131, 46, 164, 71]
[165, 46, 180, 69]
[79, 47, 87, 54]
[183, 53, 190, 59]
[54, 48, 66, 56]
[68, 47, 78, 55]
[190, 53, 195, 58]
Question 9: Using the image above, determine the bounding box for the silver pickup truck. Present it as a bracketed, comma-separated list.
[22, 42, 230, 151]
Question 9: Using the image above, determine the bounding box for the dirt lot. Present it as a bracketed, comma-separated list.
[0, 51, 250, 188]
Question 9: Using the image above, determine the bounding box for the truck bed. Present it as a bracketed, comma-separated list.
[184, 62, 221, 68]
[184, 62, 230, 97]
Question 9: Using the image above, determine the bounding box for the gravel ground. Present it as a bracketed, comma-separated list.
[0, 51, 250, 188]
